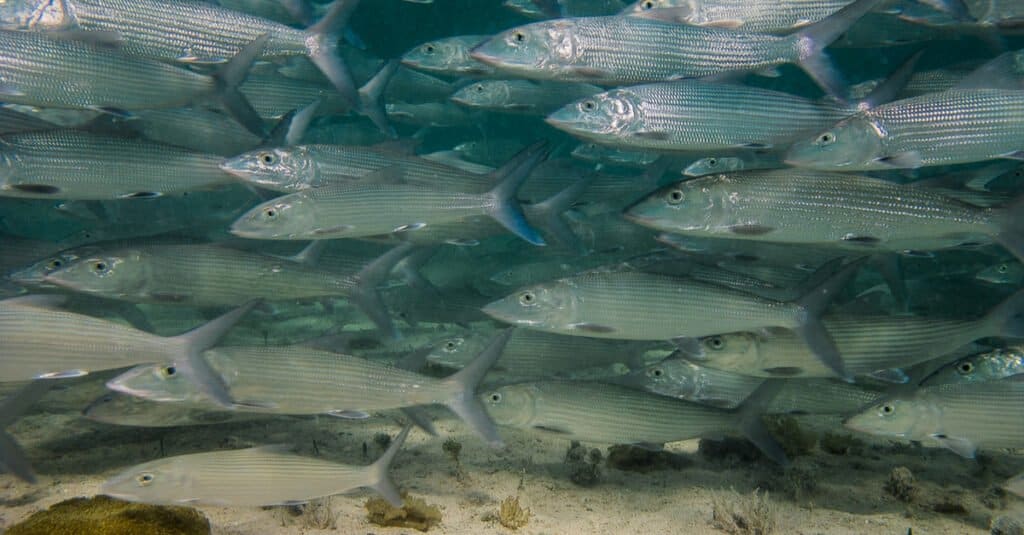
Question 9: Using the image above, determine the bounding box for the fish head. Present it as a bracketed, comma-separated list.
[678, 333, 760, 369]
[481, 383, 539, 427]
[82, 392, 145, 424]
[481, 281, 579, 331]
[622, 358, 700, 398]
[42, 250, 147, 298]
[401, 36, 485, 75]
[546, 89, 642, 140]
[0, 0, 70, 30]
[450, 81, 510, 109]
[220, 147, 318, 192]
[624, 177, 725, 234]
[102, 457, 192, 504]
[785, 114, 884, 170]
[106, 363, 206, 404]
[843, 394, 940, 442]
[470, 20, 579, 78]
[230, 194, 319, 240]
[977, 260, 1023, 285]
[683, 156, 744, 177]
[920, 347, 1024, 387]
[7, 247, 96, 288]
[426, 332, 486, 369]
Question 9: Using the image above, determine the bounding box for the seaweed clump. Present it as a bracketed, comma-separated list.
[885, 466, 917, 502]
[565, 441, 602, 486]
[365, 492, 442, 532]
[764, 415, 816, 458]
[710, 489, 776, 535]
[6, 495, 210, 535]
[498, 495, 530, 530]
[606, 444, 692, 473]
[819, 432, 865, 456]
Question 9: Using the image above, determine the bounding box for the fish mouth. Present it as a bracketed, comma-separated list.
[542, 115, 574, 132]
[449, 95, 473, 108]
[218, 160, 251, 179]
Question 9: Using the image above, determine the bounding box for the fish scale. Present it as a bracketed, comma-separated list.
[0, 130, 228, 199]
[0, 30, 214, 110]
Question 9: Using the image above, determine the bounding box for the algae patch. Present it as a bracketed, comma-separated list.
[365, 492, 442, 532]
[6, 495, 210, 535]
[710, 489, 776, 535]
[498, 495, 531, 530]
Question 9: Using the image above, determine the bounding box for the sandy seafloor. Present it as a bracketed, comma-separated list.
[1, 372, 1022, 535]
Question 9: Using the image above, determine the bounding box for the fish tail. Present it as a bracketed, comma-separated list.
[995, 195, 1024, 264]
[789, 0, 883, 102]
[264, 99, 320, 147]
[856, 50, 924, 111]
[213, 34, 270, 138]
[792, 257, 866, 382]
[486, 141, 550, 246]
[349, 243, 414, 340]
[736, 379, 789, 466]
[0, 380, 53, 484]
[440, 329, 514, 448]
[359, 60, 400, 138]
[867, 254, 908, 312]
[528, 176, 591, 252]
[171, 301, 258, 408]
[985, 287, 1024, 338]
[306, 0, 362, 111]
[365, 425, 411, 507]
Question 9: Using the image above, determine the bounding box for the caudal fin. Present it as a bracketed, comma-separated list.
[486, 141, 550, 246]
[441, 329, 513, 448]
[790, 0, 884, 101]
[349, 243, 414, 339]
[365, 425, 411, 507]
[525, 176, 591, 252]
[856, 50, 924, 111]
[172, 301, 258, 408]
[995, 195, 1024, 263]
[213, 34, 270, 138]
[984, 288, 1024, 338]
[792, 258, 866, 382]
[736, 380, 789, 466]
[306, 0, 362, 110]
[359, 61, 399, 138]
[264, 100, 320, 147]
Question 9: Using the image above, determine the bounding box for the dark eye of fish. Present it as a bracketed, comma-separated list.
[706, 336, 724, 350]
[423, 44, 435, 54]
[490, 393, 502, 402]
[651, 368, 663, 377]
[93, 261, 108, 272]
[641, 0, 655, 8]
[518, 291, 536, 306]
[164, 366, 177, 377]
[958, 362, 973, 374]
[513, 31, 526, 43]
[706, 158, 718, 167]
[259, 152, 277, 165]
[264, 208, 278, 219]
[665, 189, 684, 204]
[881, 404, 894, 414]
[48, 259, 62, 269]
[137, 473, 154, 485]
[818, 132, 835, 145]
[999, 264, 1009, 273]
[581, 100, 596, 112]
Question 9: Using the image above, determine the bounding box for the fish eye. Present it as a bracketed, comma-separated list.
[91, 261, 109, 273]
[881, 404, 894, 415]
[473, 84, 484, 93]
[423, 43, 435, 54]
[258, 152, 277, 165]
[998, 264, 1009, 273]
[513, 31, 526, 43]
[580, 100, 597, 112]
[651, 368, 663, 377]
[262, 207, 279, 219]
[818, 132, 836, 145]
[641, 0, 656, 8]
[490, 392, 502, 402]
[665, 189, 685, 205]
[137, 473, 155, 486]
[707, 336, 724, 350]
[706, 158, 718, 167]
[47, 259, 63, 269]
[518, 291, 536, 306]
[161, 366, 177, 378]
[443, 338, 461, 352]
[957, 362, 974, 374]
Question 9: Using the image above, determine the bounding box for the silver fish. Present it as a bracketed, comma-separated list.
[682, 152, 785, 177]
[400, 35, 496, 78]
[483, 379, 788, 463]
[625, 171, 1024, 260]
[102, 425, 410, 507]
[83, 391, 268, 428]
[844, 377, 1024, 458]
[0, 29, 266, 135]
[108, 331, 514, 446]
[0, 295, 252, 408]
[451, 80, 602, 116]
[919, 346, 1024, 387]
[976, 259, 1024, 285]
[786, 89, 1024, 170]
[621, 0, 852, 33]
[471, 0, 881, 98]
[679, 290, 1024, 379]
[0, 130, 231, 200]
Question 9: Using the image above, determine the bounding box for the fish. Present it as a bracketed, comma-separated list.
[107, 331, 515, 446]
[102, 425, 411, 507]
[386, 101, 482, 128]
[400, 35, 496, 78]
[471, 0, 882, 99]
[682, 152, 784, 177]
[786, 89, 1024, 171]
[676, 289, 1024, 379]
[0, 295, 253, 408]
[0, 380, 53, 483]
[83, 391, 269, 428]
[229, 141, 550, 245]
[0, 29, 267, 135]
[36, 242, 409, 337]
[570, 143, 661, 169]
[0, 107, 59, 134]
[0, 130, 232, 200]
[482, 379, 788, 464]
[451, 80, 603, 116]
[0, 0, 363, 115]
[919, 346, 1024, 387]
[844, 377, 1024, 458]
[504, 0, 626, 19]
[976, 259, 1024, 285]
[482, 259, 862, 380]
[620, 0, 853, 33]
[625, 171, 1024, 261]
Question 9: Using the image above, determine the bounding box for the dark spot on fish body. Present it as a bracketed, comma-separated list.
[631, 131, 671, 141]
[11, 184, 60, 195]
[534, 425, 572, 435]
[122, 191, 161, 199]
[148, 292, 189, 303]
[728, 224, 774, 236]
[841, 234, 881, 244]
[763, 366, 803, 376]
[568, 322, 616, 334]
